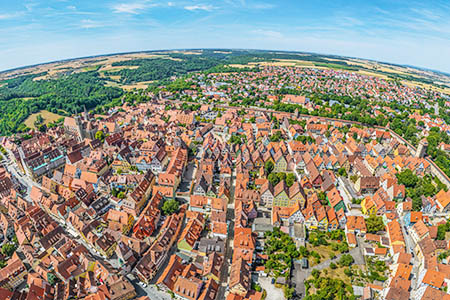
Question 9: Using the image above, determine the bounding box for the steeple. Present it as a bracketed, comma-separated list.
[83, 105, 89, 121]
[75, 115, 84, 141]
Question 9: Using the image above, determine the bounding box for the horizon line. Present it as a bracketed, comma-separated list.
[1, 47, 449, 78]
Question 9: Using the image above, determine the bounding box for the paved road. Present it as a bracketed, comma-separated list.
[4, 149, 38, 201]
[398, 215, 420, 291]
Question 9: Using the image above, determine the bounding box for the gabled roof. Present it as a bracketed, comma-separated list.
[422, 270, 445, 289]
[436, 189, 450, 209]
[229, 258, 250, 294]
[273, 181, 287, 197]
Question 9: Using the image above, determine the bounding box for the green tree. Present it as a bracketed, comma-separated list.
[422, 182, 436, 197]
[396, 169, 418, 188]
[35, 114, 44, 124]
[277, 172, 287, 182]
[338, 167, 348, 177]
[286, 173, 296, 187]
[299, 246, 310, 257]
[38, 124, 46, 132]
[264, 160, 274, 175]
[437, 224, 447, 240]
[268, 173, 280, 186]
[339, 254, 354, 267]
[412, 196, 423, 211]
[437, 221, 450, 240]
[318, 191, 327, 205]
[95, 130, 105, 141]
[1, 243, 16, 257]
[283, 285, 295, 299]
[311, 269, 320, 279]
[338, 242, 349, 253]
[366, 215, 385, 234]
[229, 134, 246, 145]
[270, 131, 283, 142]
[162, 199, 179, 215]
[252, 283, 262, 292]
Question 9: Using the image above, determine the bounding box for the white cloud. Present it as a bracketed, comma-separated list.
[112, 3, 147, 14]
[0, 12, 23, 20]
[251, 29, 283, 39]
[80, 19, 105, 29]
[24, 2, 39, 12]
[250, 3, 275, 10]
[223, 0, 274, 10]
[184, 5, 215, 11]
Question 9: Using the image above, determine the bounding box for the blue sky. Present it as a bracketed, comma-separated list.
[1, 0, 450, 73]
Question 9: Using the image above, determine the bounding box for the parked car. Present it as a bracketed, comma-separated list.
[301, 258, 309, 269]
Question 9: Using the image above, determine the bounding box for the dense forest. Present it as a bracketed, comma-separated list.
[109, 55, 220, 84]
[0, 71, 123, 134]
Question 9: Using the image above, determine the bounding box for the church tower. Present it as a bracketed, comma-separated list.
[83, 105, 90, 121]
[75, 115, 85, 141]
[415, 139, 428, 158]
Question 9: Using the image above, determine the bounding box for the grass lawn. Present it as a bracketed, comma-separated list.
[24, 110, 64, 129]
[306, 244, 335, 266]
[308, 265, 363, 286]
[82, 65, 100, 72]
[324, 266, 352, 285]
[121, 81, 154, 91]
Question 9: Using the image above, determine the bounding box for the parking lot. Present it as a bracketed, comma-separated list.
[258, 276, 285, 300]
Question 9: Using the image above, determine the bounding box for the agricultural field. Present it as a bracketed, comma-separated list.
[121, 81, 155, 91]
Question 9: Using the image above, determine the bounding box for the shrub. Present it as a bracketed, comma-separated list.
[312, 269, 320, 279]
[339, 254, 354, 267]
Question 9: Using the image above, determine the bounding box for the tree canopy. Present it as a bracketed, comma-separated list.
[162, 199, 180, 215]
[366, 215, 385, 233]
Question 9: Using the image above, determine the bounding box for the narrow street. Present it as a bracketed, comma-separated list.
[4, 149, 38, 201]
[217, 169, 236, 299]
[398, 215, 419, 291]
